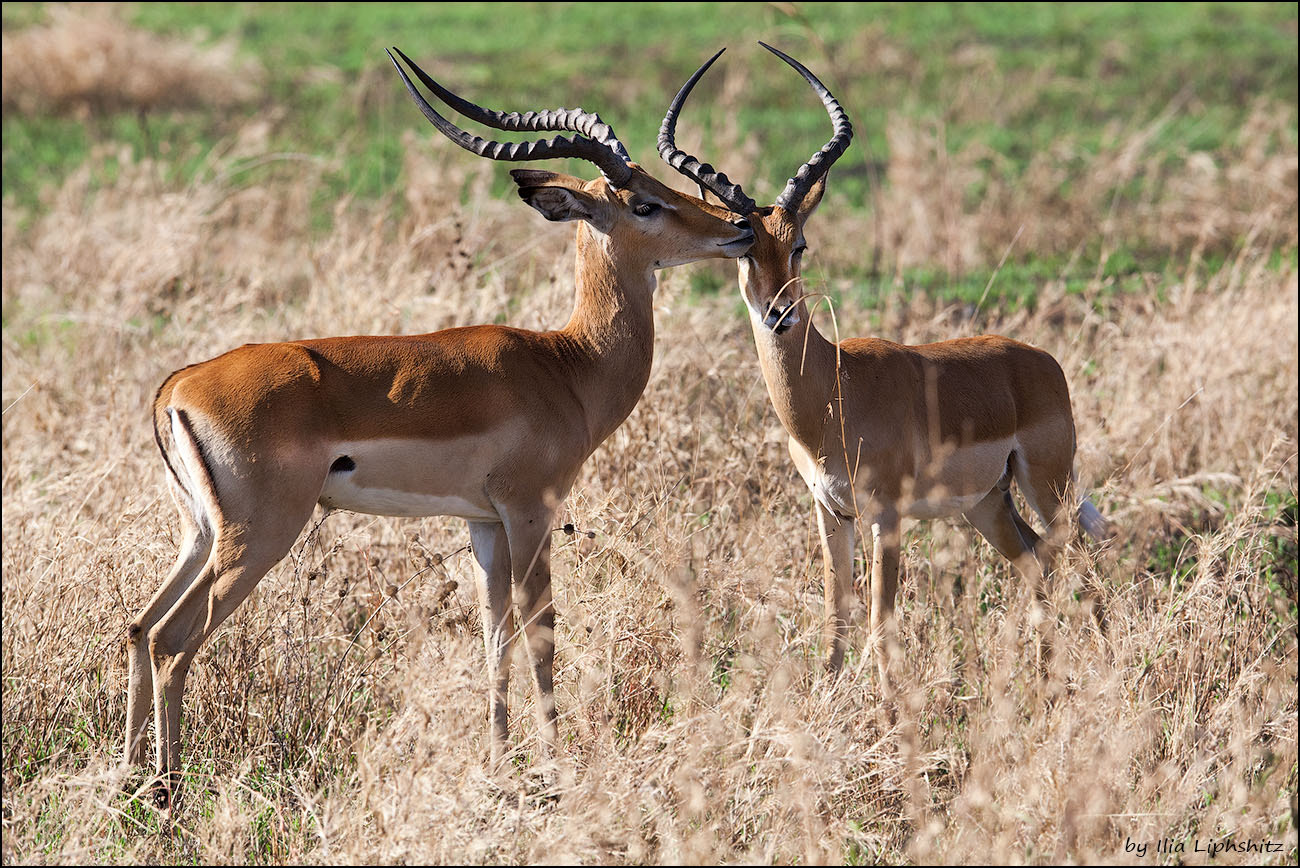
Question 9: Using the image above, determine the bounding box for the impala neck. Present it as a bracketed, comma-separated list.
[559, 224, 658, 444]
[750, 302, 840, 450]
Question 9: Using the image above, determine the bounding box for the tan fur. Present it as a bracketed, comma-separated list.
[127, 164, 753, 803]
[736, 177, 1099, 684]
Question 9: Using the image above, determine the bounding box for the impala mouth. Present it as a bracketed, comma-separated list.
[721, 229, 756, 255]
[763, 300, 800, 334]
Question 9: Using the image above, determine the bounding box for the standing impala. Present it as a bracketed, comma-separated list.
[126, 46, 755, 804]
[660, 45, 1109, 684]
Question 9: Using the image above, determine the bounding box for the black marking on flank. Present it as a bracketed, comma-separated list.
[330, 455, 356, 473]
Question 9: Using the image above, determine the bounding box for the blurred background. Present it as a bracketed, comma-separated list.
[5, 2, 1296, 300]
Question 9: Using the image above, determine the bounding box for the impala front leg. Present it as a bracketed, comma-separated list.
[869, 514, 901, 699]
[469, 521, 515, 767]
[815, 503, 856, 672]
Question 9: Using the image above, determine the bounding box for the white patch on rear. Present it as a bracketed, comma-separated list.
[168, 408, 215, 534]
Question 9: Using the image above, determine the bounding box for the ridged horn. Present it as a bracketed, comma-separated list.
[657, 48, 758, 215]
[388, 46, 634, 187]
[759, 42, 853, 212]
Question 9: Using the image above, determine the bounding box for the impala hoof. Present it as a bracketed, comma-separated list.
[151, 773, 176, 810]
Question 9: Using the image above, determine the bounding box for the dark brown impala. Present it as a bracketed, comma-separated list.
[659, 43, 1109, 689]
[125, 46, 754, 805]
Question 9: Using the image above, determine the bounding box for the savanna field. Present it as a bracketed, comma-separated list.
[2, 3, 1296, 863]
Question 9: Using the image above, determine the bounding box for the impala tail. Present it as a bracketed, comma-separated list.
[1070, 415, 1112, 542]
[1078, 496, 1112, 541]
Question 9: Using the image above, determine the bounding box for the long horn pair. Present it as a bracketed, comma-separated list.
[388, 46, 635, 188]
[658, 42, 853, 214]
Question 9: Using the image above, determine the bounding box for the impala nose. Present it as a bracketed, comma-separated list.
[728, 216, 755, 246]
[764, 300, 800, 334]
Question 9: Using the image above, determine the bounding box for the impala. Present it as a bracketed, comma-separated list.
[126, 46, 755, 804]
[659, 44, 1109, 685]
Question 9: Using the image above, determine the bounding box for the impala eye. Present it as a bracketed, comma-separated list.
[633, 201, 661, 217]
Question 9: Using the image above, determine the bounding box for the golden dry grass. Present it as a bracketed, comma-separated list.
[822, 95, 1299, 278]
[2, 12, 1297, 867]
[1, 3, 261, 116]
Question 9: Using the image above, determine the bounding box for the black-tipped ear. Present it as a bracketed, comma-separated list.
[516, 185, 597, 224]
[509, 168, 563, 188]
[510, 169, 612, 230]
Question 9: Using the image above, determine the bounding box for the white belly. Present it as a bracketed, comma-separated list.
[900, 435, 1016, 519]
[789, 432, 1018, 523]
[316, 436, 502, 521]
[318, 480, 498, 520]
[901, 490, 990, 520]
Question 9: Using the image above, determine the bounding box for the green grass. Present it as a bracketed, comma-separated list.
[4, 1, 1296, 243]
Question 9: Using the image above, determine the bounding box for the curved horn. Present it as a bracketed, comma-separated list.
[759, 42, 853, 212]
[658, 48, 758, 215]
[388, 47, 634, 187]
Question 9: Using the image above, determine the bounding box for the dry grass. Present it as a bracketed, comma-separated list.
[1, 4, 261, 116]
[2, 25, 1297, 867]
[823, 96, 1299, 278]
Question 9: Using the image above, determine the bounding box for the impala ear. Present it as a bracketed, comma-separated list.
[509, 168, 564, 188]
[796, 173, 828, 222]
[510, 169, 609, 230]
[516, 185, 594, 223]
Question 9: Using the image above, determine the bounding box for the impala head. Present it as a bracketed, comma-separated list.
[388, 47, 755, 271]
[658, 44, 853, 334]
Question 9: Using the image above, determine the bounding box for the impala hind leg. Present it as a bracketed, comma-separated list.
[962, 480, 1044, 588]
[1016, 461, 1073, 674]
[1011, 448, 1074, 577]
[965, 462, 1065, 672]
[125, 519, 212, 766]
[815, 504, 856, 672]
[468, 521, 514, 767]
[147, 505, 316, 807]
[504, 508, 559, 758]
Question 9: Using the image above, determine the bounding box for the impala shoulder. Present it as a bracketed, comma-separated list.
[429, 323, 538, 363]
[838, 337, 919, 380]
[837, 336, 904, 358]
